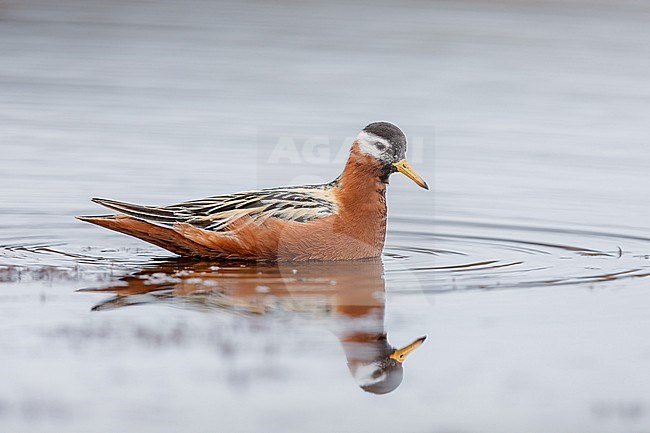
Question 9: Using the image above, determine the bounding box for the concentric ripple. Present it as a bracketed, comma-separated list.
[384, 217, 650, 293]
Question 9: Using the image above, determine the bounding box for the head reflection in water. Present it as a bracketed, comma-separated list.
[347, 335, 426, 394]
[81, 259, 425, 394]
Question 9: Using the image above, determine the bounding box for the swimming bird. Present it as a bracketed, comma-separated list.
[78, 121, 428, 261]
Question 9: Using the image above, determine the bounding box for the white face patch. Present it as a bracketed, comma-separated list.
[353, 362, 387, 387]
[355, 131, 391, 162]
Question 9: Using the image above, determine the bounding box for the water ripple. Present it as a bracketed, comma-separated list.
[1, 217, 648, 294]
[383, 217, 650, 293]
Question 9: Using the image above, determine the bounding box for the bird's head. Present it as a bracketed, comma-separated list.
[347, 335, 427, 395]
[354, 121, 428, 190]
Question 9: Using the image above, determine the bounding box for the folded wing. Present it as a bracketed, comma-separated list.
[91, 184, 338, 232]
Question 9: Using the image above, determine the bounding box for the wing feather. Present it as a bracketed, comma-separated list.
[92, 183, 339, 233]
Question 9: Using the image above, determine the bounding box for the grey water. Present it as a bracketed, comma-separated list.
[1, 0, 650, 432]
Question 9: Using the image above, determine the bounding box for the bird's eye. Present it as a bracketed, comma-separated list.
[375, 142, 386, 151]
[372, 370, 382, 379]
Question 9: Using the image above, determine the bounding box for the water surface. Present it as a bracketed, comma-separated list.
[1, 0, 650, 432]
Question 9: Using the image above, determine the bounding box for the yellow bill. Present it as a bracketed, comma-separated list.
[389, 336, 427, 363]
[392, 159, 429, 190]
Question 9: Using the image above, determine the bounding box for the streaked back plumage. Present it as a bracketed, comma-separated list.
[91, 182, 339, 233]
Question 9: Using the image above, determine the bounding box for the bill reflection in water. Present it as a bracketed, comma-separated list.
[81, 259, 425, 394]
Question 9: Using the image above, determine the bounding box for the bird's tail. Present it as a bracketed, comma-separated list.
[76, 214, 212, 257]
[89, 198, 180, 224]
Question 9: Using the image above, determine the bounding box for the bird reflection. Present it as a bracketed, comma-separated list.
[82, 259, 425, 394]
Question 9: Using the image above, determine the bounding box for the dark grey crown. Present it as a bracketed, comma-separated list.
[363, 122, 407, 149]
